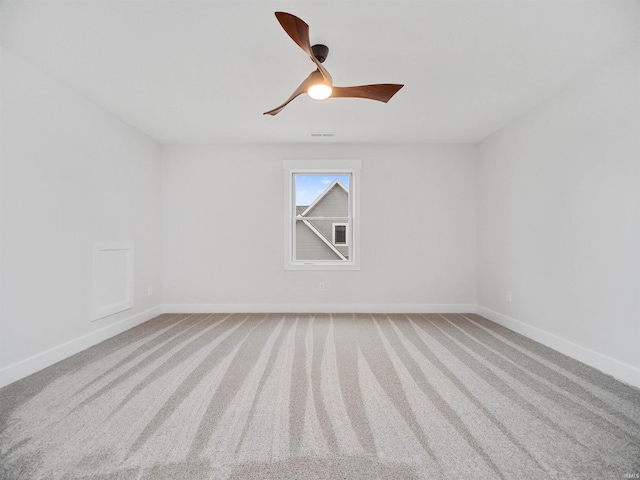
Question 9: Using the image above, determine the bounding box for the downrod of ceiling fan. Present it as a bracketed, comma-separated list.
[311, 44, 329, 63]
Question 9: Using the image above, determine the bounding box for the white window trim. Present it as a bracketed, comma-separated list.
[283, 159, 361, 271]
[332, 222, 349, 246]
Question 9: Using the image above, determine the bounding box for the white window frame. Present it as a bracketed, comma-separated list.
[332, 223, 349, 246]
[283, 159, 361, 271]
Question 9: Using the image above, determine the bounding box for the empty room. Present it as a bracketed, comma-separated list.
[1, 1, 639, 479]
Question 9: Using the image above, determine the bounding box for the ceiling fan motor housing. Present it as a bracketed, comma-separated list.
[311, 44, 329, 63]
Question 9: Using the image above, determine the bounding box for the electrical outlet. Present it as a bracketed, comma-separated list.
[507, 291, 512, 302]
[147, 286, 153, 296]
[319, 283, 325, 291]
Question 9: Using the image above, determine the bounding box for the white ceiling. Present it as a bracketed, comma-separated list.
[1, 0, 638, 144]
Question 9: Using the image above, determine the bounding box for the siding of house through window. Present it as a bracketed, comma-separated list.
[295, 220, 343, 260]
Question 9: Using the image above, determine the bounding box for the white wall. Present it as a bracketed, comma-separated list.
[0, 48, 163, 386]
[162, 143, 477, 312]
[477, 47, 640, 386]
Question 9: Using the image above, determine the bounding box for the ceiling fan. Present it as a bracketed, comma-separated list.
[264, 12, 404, 116]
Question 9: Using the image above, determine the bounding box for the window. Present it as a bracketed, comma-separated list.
[283, 160, 361, 270]
[333, 223, 348, 245]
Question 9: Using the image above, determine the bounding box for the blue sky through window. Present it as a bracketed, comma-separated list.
[295, 174, 350, 206]
[294, 175, 349, 206]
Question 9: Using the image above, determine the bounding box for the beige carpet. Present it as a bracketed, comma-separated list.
[1, 313, 639, 479]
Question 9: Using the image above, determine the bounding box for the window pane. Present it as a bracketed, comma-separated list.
[294, 174, 350, 210]
[334, 225, 347, 244]
[293, 173, 350, 262]
[296, 220, 350, 261]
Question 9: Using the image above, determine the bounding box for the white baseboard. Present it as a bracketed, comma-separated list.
[162, 303, 478, 314]
[476, 305, 640, 389]
[0, 305, 163, 389]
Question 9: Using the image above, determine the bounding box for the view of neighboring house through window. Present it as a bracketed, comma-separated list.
[283, 159, 361, 270]
[294, 174, 351, 261]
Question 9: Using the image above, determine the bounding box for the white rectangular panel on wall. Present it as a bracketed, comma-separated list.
[91, 242, 134, 321]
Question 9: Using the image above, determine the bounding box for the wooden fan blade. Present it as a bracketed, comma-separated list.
[263, 70, 323, 116]
[274, 12, 332, 84]
[331, 84, 404, 103]
[275, 12, 312, 55]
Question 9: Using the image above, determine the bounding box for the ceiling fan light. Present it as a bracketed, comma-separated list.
[307, 84, 332, 100]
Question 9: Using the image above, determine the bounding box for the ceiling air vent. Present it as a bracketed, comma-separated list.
[311, 133, 334, 137]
